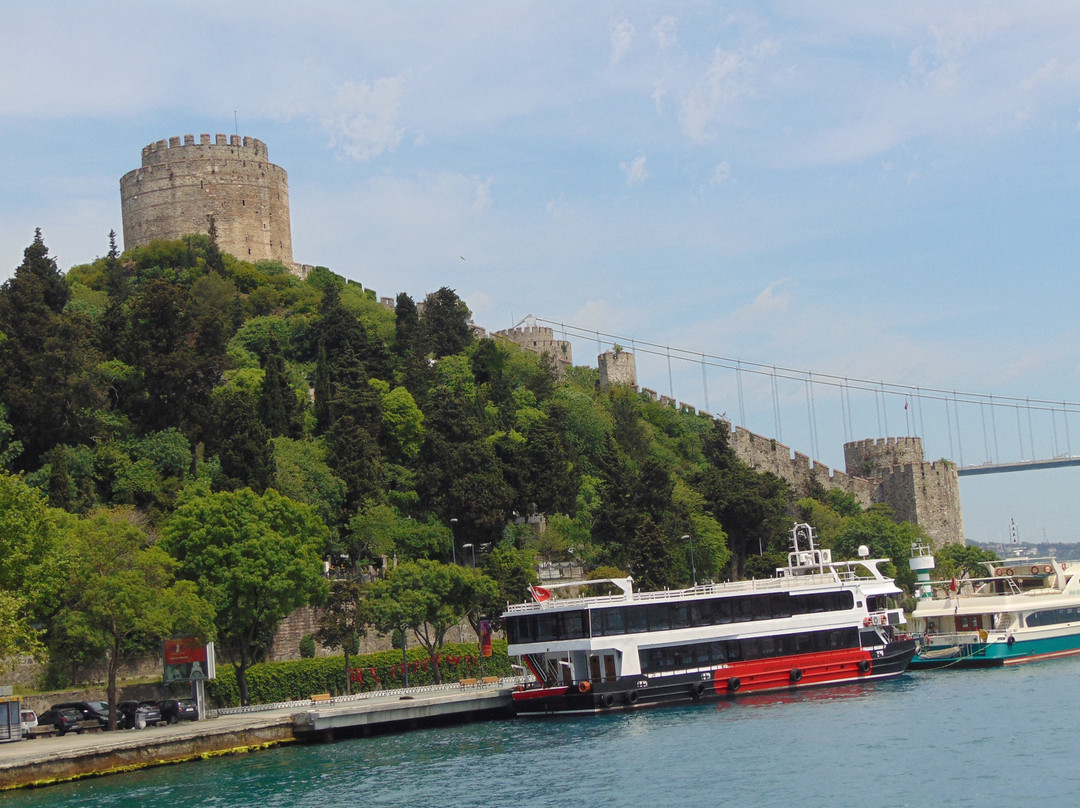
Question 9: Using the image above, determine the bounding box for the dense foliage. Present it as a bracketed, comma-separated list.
[0, 230, 934, 698]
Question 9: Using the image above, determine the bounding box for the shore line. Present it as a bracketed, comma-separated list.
[1, 684, 515, 790]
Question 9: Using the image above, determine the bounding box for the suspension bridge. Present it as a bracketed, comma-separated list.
[531, 317, 1080, 480]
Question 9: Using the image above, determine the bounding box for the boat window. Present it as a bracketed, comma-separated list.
[647, 604, 671, 632]
[1026, 606, 1080, 628]
[637, 628, 860, 675]
[625, 605, 649, 634]
[670, 602, 693, 629]
[752, 597, 773, 620]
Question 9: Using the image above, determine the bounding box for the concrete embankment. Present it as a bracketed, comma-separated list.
[1, 684, 515, 790]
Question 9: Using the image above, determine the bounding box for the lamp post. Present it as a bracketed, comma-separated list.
[462, 543, 482, 677]
[449, 518, 458, 565]
[683, 534, 696, 588]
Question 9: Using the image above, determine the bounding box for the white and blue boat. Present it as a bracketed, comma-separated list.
[909, 550, 1080, 669]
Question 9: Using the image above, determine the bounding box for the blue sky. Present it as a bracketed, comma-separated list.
[3, 1, 1080, 543]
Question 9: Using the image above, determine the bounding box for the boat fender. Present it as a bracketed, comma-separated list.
[862, 617, 873, 627]
[727, 677, 741, 693]
[691, 682, 706, 698]
[625, 689, 639, 704]
[857, 659, 871, 674]
[1007, 635, 1016, 646]
[789, 668, 803, 683]
[578, 681, 591, 694]
[600, 693, 614, 708]
[1032, 565, 1040, 575]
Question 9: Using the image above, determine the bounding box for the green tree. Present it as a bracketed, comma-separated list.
[54, 507, 215, 728]
[362, 560, 496, 683]
[419, 287, 473, 359]
[315, 579, 364, 695]
[163, 487, 330, 705]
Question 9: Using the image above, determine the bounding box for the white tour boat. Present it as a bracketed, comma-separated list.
[503, 523, 917, 715]
[909, 546, 1080, 669]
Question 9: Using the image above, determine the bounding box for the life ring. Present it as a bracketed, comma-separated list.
[626, 689, 639, 704]
[863, 617, 873, 627]
[1031, 565, 1040, 575]
[994, 568, 1005, 577]
[789, 668, 803, 683]
[578, 681, 591, 694]
[1044, 565, 1053, 574]
[857, 659, 871, 674]
[1063, 563, 1068, 570]
[727, 677, 741, 692]
[1006, 567, 1015, 577]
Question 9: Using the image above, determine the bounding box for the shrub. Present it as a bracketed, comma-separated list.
[206, 640, 511, 707]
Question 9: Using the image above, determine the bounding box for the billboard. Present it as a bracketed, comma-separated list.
[163, 638, 216, 683]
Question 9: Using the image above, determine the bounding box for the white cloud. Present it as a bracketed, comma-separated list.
[652, 16, 678, 50]
[620, 155, 649, 186]
[709, 161, 732, 185]
[473, 177, 493, 213]
[323, 75, 407, 162]
[611, 20, 635, 63]
[678, 43, 775, 142]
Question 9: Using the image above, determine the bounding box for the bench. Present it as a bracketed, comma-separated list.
[27, 725, 57, 739]
[310, 693, 333, 705]
[481, 676, 500, 685]
[459, 678, 478, 687]
[76, 720, 103, 733]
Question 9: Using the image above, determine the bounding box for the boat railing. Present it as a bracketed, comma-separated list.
[502, 569, 879, 612]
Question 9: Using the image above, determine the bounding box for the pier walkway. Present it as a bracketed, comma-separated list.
[0, 680, 518, 790]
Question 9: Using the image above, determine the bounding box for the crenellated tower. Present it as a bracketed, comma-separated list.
[120, 134, 293, 265]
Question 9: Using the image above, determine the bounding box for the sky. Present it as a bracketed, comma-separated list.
[3, 1, 1080, 543]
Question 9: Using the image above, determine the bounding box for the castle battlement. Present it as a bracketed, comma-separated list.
[121, 133, 293, 265]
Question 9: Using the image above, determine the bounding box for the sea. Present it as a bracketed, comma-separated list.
[7, 661, 1080, 807]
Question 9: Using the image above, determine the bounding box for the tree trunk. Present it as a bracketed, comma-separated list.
[106, 651, 120, 731]
[344, 650, 351, 696]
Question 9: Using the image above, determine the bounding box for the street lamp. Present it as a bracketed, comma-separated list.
[449, 518, 458, 565]
[461, 543, 482, 677]
[682, 534, 696, 588]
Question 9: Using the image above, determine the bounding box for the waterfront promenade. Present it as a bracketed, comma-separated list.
[0, 680, 517, 790]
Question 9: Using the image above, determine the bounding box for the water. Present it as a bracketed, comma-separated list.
[8, 662, 1080, 807]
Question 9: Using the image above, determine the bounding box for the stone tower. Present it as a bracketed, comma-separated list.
[120, 134, 293, 264]
[844, 437, 965, 548]
[493, 325, 573, 374]
[598, 349, 636, 388]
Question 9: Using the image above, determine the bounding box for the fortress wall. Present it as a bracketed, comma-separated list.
[120, 133, 293, 265]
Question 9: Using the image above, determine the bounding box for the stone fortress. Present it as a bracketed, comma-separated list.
[117, 134, 964, 549]
[120, 134, 294, 265]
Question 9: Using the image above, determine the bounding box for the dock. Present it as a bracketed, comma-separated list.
[0, 681, 517, 790]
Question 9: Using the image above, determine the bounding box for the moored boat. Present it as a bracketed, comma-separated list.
[909, 550, 1080, 669]
[503, 523, 917, 715]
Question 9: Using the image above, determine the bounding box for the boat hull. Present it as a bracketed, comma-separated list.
[512, 639, 917, 715]
[911, 632, 1080, 670]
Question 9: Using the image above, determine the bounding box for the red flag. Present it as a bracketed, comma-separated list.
[480, 620, 492, 657]
[529, 585, 552, 602]
[950, 577, 957, 592]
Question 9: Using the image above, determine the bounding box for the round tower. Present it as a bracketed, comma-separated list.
[120, 134, 293, 264]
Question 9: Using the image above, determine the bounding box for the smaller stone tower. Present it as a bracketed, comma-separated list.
[598, 349, 636, 388]
[120, 134, 293, 265]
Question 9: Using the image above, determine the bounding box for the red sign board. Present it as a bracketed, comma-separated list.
[164, 637, 207, 665]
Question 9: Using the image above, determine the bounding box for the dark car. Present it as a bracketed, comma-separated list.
[159, 698, 198, 724]
[52, 700, 110, 728]
[37, 707, 84, 736]
[117, 700, 163, 729]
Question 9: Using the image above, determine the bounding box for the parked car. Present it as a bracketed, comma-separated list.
[52, 700, 111, 728]
[117, 700, 163, 729]
[159, 698, 198, 724]
[37, 707, 83, 736]
[20, 709, 37, 738]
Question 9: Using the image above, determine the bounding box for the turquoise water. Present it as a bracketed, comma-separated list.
[9, 662, 1080, 807]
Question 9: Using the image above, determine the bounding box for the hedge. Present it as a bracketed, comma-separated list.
[206, 639, 512, 707]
